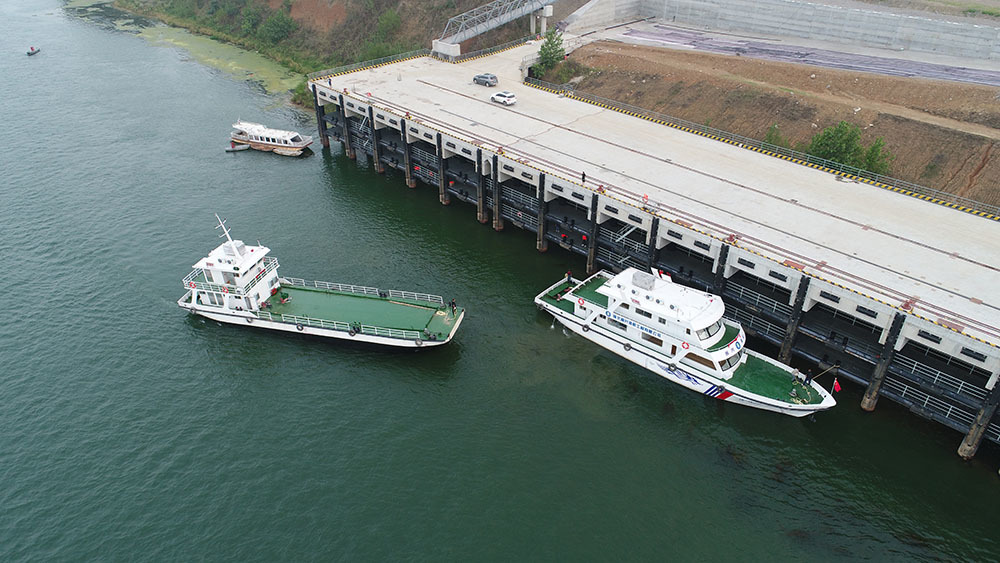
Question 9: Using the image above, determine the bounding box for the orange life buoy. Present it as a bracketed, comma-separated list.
[682, 342, 689, 349]
[577, 297, 585, 306]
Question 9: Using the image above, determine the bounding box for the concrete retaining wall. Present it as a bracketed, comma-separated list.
[564, 0, 1000, 60]
[563, 0, 642, 33]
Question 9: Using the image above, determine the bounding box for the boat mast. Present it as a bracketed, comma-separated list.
[214, 213, 241, 256]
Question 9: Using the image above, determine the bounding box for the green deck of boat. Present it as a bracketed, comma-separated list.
[538, 281, 577, 314]
[729, 355, 823, 405]
[573, 275, 610, 309]
[706, 324, 741, 352]
[263, 285, 459, 336]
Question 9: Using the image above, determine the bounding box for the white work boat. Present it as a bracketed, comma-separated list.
[230, 120, 312, 156]
[178, 215, 465, 348]
[535, 268, 836, 416]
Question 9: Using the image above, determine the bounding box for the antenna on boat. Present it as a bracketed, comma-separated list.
[214, 213, 233, 243]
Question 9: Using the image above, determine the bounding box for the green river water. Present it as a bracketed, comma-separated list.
[2, 1, 998, 560]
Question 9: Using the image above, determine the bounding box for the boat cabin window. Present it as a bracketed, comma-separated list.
[636, 308, 653, 319]
[608, 318, 627, 331]
[641, 332, 663, 347]
[685, 353, 715, 370]
[696, 320, 723, 341]
[718, 350, 743, 371]
[291, 135, 302, 142]
[619, 304, 630, 310]
[658, 317, 666, 324]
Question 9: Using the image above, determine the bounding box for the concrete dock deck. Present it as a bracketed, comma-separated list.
[314, 40, 1000, 348]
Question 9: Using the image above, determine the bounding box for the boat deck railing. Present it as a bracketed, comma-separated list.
[182, 256, 279, 296]
[255, 310, 423, 341]
[282, 277, 445, 305]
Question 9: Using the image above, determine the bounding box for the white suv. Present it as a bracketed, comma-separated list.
[490, 91, 517, 106]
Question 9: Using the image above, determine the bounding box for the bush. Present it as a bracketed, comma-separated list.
[807, 121, 893, 175]
[257, 10, 297, 43]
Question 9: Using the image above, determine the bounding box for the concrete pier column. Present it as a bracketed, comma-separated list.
[586, 193, 599, 273]
[368, 106, 383, 173]
[778, 276, 811, 363]
[400, 118, 416, 188]
[958, 384, 1000, 459]
[312, 85, 330, 149]
[491, 154, 503, 231]
[337, 94, 355, 159]
[861, 312, 908, 411]
[436, 133, 450, 205]
[476, 149, 488, 223]
[713, 244, 731, 294]
[646, 218, 660, 269]
[536, 173, 548, 252]
[530, 12, 536, 34]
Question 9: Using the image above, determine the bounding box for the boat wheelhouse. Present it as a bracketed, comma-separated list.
[230, 120, 312, 156]
[535, 268, 835, 416]
[178, 215, 464, 348]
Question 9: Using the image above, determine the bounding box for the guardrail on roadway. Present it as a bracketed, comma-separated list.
[524, 78, 1000, 220]
[307, 49, 431, 81]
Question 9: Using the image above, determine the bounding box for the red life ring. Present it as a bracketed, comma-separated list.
[577, 297, 585, 306]
[188, 281, 196, 288]
[682, 342, 689, 349]
[222, 286, 229, 294]
[642, 194, 649, 204]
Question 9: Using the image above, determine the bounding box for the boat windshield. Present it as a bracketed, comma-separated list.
[696, 320, 723, 341]
[290, 135, 302, 142]
[718, 348, 744, 371]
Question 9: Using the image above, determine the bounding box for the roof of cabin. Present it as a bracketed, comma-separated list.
[193, 239, 270, 272]
[231, 120, 308, 140]
[598, 268, 725, 329]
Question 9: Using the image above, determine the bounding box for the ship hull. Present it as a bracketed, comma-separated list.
[540, 301, 832, 417]
[180, 300, 463, 349]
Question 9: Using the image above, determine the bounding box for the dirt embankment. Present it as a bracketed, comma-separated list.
[568, 43, 1000, 206]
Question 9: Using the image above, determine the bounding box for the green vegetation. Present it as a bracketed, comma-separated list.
[114, 0, 424, 102]
[541, 60, 593, 84]
[806, 120, 894, 175]
[534, 28, 565, 75]
[963, 6, 1000, 17]
[763, 123, 791, 149]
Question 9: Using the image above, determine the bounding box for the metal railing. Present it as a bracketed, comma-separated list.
[281, 277, 444, 305]
[182, 270, 238, 295]
[523, 78, 1000, 218]
[724, 307, 785, 340]
[440, 0, 552, 42]
[242, 257, 279, 295]
[501, 186, 539, 211]
[307, 49, 431, 81]
[599, 226, 648, 255]
[448, 35, 534, 63]
[724, 282, 793, 318]
[883, 376, 976, 428]
[893, 354, 989, 402]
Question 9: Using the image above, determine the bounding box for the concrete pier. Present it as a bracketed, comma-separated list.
[309, 40, 1000, 456]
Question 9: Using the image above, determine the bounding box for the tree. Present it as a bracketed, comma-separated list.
[807, 120, 893, 175]
[536, 28, 565, 75]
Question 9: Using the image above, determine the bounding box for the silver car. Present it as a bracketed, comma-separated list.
[473, 73, 498, 86]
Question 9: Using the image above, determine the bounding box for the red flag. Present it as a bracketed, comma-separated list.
[833, 378, 841, 393]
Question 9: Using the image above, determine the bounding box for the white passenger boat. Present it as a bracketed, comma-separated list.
[230, 120, 312, 156]
[178, 215, 465, 348]
[535, 268, 836, 416]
